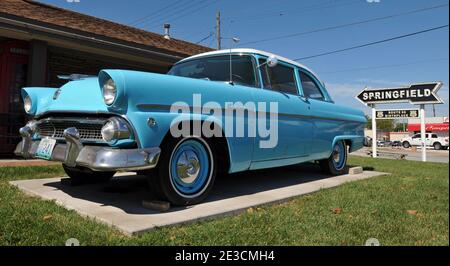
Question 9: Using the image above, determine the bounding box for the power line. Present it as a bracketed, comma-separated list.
[128, 0, 182, 26]
[240, 3, 449, 46]
[224, 0, 360, 22]
[144, 0, 211, 28]
[195, 31, 214, 44]
[216, 0, 299, 21]
[148, 0, 219, 29]
[293, 25, 449, 61]
[137, 0, 204, 28]
[320, 58, 449, 74]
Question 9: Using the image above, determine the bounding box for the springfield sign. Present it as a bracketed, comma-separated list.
[356, 82, 444, 105]
[356, 81, 445, 162]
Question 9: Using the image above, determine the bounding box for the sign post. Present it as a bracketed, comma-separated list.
[371, 104, 377, 158]
[420, 104, 426, 162]
[356, 82, 444, 162]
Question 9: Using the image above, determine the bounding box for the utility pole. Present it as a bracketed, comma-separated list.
[432, 104, 436, 117]
[216, 11, 221, 50]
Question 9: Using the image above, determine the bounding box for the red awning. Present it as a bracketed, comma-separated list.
[408, 123, 449, 132]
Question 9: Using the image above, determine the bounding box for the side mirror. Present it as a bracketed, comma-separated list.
[266, 55, 278, 68]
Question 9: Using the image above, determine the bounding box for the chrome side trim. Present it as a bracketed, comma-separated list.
[136, 103, 364, 123]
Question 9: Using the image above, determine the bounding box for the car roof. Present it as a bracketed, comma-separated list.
[178, 48, 322, 81]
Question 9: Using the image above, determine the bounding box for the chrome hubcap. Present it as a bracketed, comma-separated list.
[333, 146, 340, 163]
[176, 150, 200, 184]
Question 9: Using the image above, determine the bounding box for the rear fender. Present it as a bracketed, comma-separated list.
[331, 135, 364, 155]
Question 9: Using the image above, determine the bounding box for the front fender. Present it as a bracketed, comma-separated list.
[22, 87, 57, 116]
[126, 110, 251, 174]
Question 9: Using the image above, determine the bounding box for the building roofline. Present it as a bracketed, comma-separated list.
[0, 14, 184, 62]
[0, 0, 213, 58]
[21, 0, 209, 53]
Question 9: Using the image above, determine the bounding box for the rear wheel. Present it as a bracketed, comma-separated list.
[319, 141, 348, 175]
[62, 165, 115, 184]
[402, 141, 411, 148]
[149, 136, 217, 206]
[433, 142, 442, 150]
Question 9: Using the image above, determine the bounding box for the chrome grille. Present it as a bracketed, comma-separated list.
[36, 118, 106, 142]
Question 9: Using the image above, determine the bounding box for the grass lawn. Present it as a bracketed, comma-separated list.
[0, 156, 448, 246]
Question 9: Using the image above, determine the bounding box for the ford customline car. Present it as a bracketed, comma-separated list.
[15, 49, 366, 206]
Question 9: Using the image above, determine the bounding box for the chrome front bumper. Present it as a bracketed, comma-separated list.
[14, 126, 160, 171]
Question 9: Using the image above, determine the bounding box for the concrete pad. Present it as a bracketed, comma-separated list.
[9, 164, 387, 235]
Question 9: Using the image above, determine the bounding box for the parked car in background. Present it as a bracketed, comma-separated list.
[363, 136, 372, 147]
[14, 48, 366, 205]
[391, 141, 402, 147]
[401, 133, 449, 150]
[377, 140, 391, 147]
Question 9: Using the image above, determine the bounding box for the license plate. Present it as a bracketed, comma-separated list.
[35, 138, 57, 160]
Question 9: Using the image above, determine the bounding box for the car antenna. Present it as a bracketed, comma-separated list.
[226, 37, 240, 85]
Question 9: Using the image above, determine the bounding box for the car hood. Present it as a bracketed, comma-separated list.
[24, 77, 109, 117]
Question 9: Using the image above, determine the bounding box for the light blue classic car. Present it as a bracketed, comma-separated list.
[15, 49, 366, 205]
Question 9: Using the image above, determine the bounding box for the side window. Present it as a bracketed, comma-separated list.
[168, 55, 258, 87]
[259, 59, 298, 95]
[412, 134, 421, 139]
[432, 134, 438, 138]
[299, 71, 325, 101]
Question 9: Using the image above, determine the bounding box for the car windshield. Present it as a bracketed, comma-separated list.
[168, 55, 258, 87]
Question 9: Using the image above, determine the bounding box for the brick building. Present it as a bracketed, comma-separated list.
[0, 0, 212, 155]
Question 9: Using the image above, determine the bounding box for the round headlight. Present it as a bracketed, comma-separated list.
[101, 120, 116, 142]
[24, 95, 32, 113]
[101, 117, 131, 143]
[102, 79, 117, 105]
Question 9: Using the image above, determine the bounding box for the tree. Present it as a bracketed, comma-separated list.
[366, 115, 395, 132]
[394, 122, 407, 132]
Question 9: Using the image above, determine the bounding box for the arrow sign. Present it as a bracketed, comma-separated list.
[356, 82, 444, 105]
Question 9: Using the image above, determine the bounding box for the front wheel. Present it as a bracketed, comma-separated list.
[149, 136, 217, 206]
[402, 141, 411, 148]
[433, 142, 442, 150]
[319, 141, 348, 175]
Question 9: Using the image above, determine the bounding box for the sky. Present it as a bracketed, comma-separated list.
[37, 0, 449, 117]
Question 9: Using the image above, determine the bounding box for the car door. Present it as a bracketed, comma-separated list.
[427, 133, 438, 146]
[411, 134, 421, 146]
[297, 69, 340, 159]
[251, 59, 313, 163]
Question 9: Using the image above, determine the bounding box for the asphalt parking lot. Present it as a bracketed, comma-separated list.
[353, 147, 449, 163]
